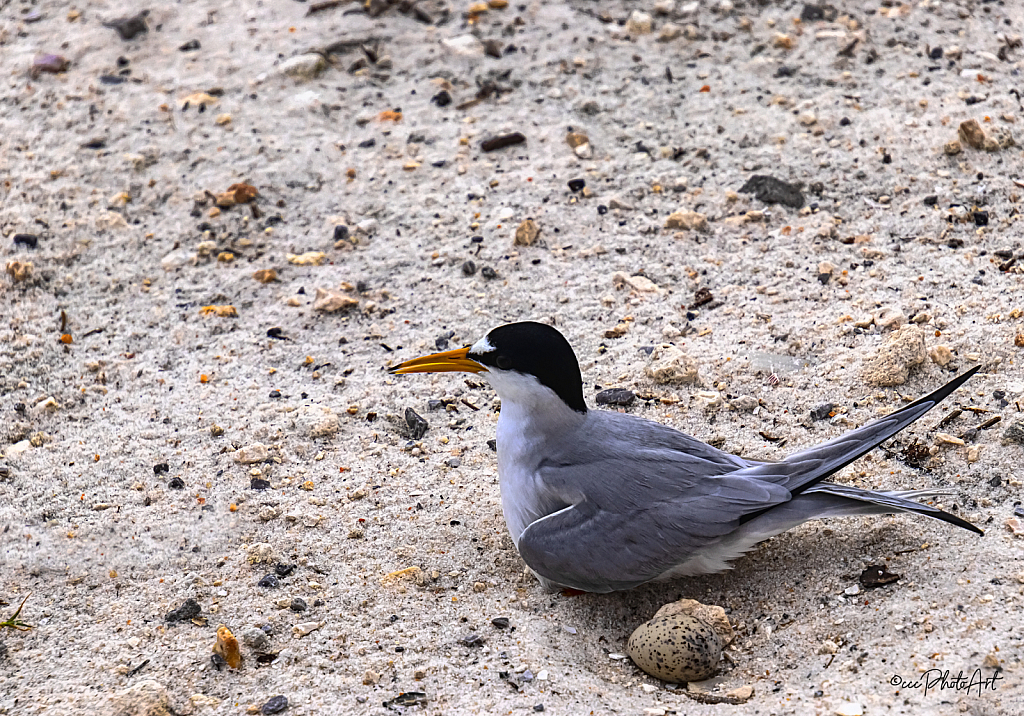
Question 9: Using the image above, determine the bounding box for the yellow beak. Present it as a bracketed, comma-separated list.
[389, 346, 488, 375]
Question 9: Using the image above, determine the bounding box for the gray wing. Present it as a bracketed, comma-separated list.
[517, 367, 980, 592]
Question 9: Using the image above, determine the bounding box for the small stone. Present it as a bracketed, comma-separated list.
[480, 266, 498, 280]
[658, 22, 682, 41]
[292, 621, 324, 637]
[5, 261, 33, 283]
[295, 406, 340, 438]
[612, 272, 660, 293]
[834, 703, 864, 716]
[958, 119, 986, 149]
[739, 175, 805, 209]
[431, 90, 452, 107]
[929, 345, 953, 367]
[861, 325, 926, 387]
[859, 564, 901, 588]
[459, 633, 485, 647]
[253, 269, 278, 284]
[280, 53, 327, 80]
[261, 695, 289, 714]
[607, 196, 634, 211]
[313, 287, 358, 312]
[724, 685, 754, 703]
[646, 345, 699, 385]
[234, 443, 270, 465]
[943, 140, 962, 156]
[473, 582, 486, 592]
[798, 112, 817, 126]
[103, 10, 149, 40]
[405, 408, 429, 439]
[286, 251, 326, 266]
[665, 211, 709, 232]
[363, 669, 381, 685]
[596, 388, 636, 407]
[165, 598, 201, 624]
[819, 640, 840, 654]
[729, 395, 759, 412]
[627, 10, 653, 35]
[289, 598, 308, 612]
[213, 626, 242, 669]
[654, 0, 675, 14]
[242, 627, 269, 650]
[873, 307, 906, 331]
[461, 260, 477, 276]
[491, 617, 510, 629]
[605, 322, 630, 338]
[574, 143, 593, 158]
[514, 219, 540, 246]
[1002, 417, 1024, 445]
[810, 403, 834, 421]
[258, 574, 280, 588]
[30, 54, 70, 78]
[481, 133, 527, 152]
[442, 35, 485, 56]
[565, 131, 589, 149]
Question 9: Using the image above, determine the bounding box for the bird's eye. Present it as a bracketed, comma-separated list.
[496, 355, 512, 370]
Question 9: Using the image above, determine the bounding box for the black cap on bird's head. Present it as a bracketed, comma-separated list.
[389, 321, 587, 414]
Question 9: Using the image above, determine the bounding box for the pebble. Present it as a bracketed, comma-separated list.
[729, 395, 758, 412]
[596, 388, 636, 407]
[574, 142, 593, 159]
[213, 626, 242, 669]
[165, 598, 201, 624]
[290, 598, 308, 612]
[312, 288, 359, 313]
[861, 325, 926, 387]
[1002, 417, 1024, 445]
[627, 613, 723, 683]
[627, 11, 653, 35]
[665, 211, 708, 232]
[872, 307, 906, 331]
[261, 695, 289, 714]
[481, 133, 526, 152]
[739, 175, 805, 209]
[958, 119, 986, 149]
[103, 10, 149, 40]
[565, 131, 589, 149]
[279, 53, 327, 80]
[810, 403, 834, 421]
[295, 406, 340, 438]
[242, 627, 269, 650]
[461, 260, 477, 276]
[943, 140, 962, 156]
[612, 272, 660, 293]
[442, 35, 485, 56]
[491, 617, 510, 629]
[658, 23, 682, 41]
[608, 196, 634, 211]
[234, 443, 270, 465]
[645, 345, 699, 385]
[929, 345, 953, 367]
[514, 219, 540, 246]
[258, 574, 280, 588]
[287, 251, 326, 266]
[405, 408, 429, 439]
[363, 669, 381, 685]
[30, 54, 70, 78]
[834, 703, 864, 716]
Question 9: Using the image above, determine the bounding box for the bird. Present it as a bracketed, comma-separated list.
[390, 321, 982, 593]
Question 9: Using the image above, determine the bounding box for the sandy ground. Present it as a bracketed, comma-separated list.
[2, 0, 1024, 714]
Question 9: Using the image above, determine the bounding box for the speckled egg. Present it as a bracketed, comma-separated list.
[626, 613, 723, 683]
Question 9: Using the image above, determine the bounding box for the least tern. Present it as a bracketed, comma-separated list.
[391, 322, 982, 593]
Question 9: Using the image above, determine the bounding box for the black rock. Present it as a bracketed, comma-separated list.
[839, 117, 851, 126]
[258, 574, 280, 588]
[923, 195, 938, 206]
[738, 175, 805, 209]
[333, 225, 349, 242]
[567, 178, 586, 193]
[250, 478, 271, 490]
[269, 390, 281, 399]
[929, 46, 943, 60]
[459, 633, 485, 647]
[481, 133, 527, 152]
[103, 10, 149, 40]
[405, 407, 429, 439]
[800, 4, 837, 22]
[431, 90, 452, 107]
[168, 476, 185, 490]
[261, 695, 289, 714]
[289, 598, 308, 612]
[595, 388, 636, 407]
[13, 234, 38, 249]
[153, 462, 170, 474]
[461, 260, 477, 276]
[973, 210, 989, 226]
[597, 204, 608, 215]
[275, 563, 296, 577]
[534, 706, 545, 713]
[165, 598, 201, 623]
[480, 266, 498, 280]
[859, 564, 901, 588]
[491, 617, 510, 629]
[810, 403, 834, 421]
[179, 39, 201, 51]
[358, 138, 376, 148]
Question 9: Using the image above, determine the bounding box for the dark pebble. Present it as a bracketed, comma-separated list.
[459, 633, 485, 647]
[358, 138, 376, 148]
[405, 407, 429, 439]
[431, 90, 452, 107]
[487, 439, 497, 452]
[738, 174, 805, 209]
[817, 272, 831, 285]
[597, 204, 608, 215]
[179, 39, 201, 51]
[13, 234, 38, 249]
[250, 478, 271, 490]
[881, 152, 892, 164]
[534, 706, 545, 713]
[99, 74, 126, 85]
[258, 574, 280, 588]
[103, 10, 149, 40]
[461, 260, 477, 276]
[491, 617, 510, 629]
[929, 46, 943, 60]
[691, 286, 714, 308]
[153, 462, 169, 474]
[289, 598, 308, 612]
[839, 117, 851, 126]
[165, 598, 201, 623]
[923, 195, 938, 206]
[261, 695, 289, 714]
[333, 225, 349, 242]
[483, 39, 502, 58]
[988, 475, 1001, 487]
[993, 390, 1006, 400]
[168, 476, 185, 490]
[810, 403, 834, 421]
[211, 653, 226, 671]
[269, 390, 281, 399]
[595, 388, 636, 407]
[275, 563, 296, 577]
[267, 327, 287, 340]
[427, 399, 443, 411]
[859, 564, 901, 588]
[973, 210, 988, 226]
[567, 178, 586, 192]
[480, 132, 526, 152]
[480, 266, 498, 280]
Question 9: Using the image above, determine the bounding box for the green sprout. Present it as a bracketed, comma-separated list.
[0, 593, 33, 631]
